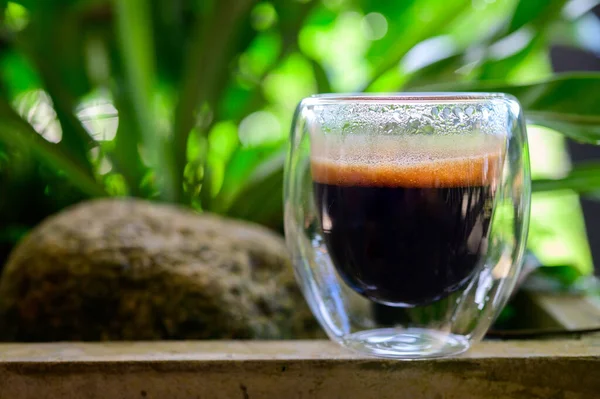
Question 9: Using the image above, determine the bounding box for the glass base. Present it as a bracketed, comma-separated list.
[341, 328, 470, 359]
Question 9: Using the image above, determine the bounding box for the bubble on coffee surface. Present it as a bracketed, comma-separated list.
[310, 132, 505, 188]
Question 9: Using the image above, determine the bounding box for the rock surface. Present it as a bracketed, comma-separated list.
[0, 198, 320, 341]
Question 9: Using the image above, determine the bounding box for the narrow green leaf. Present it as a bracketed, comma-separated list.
[532, 265, 584, 288]
[15, 46, 95, 176]
[478, 32, 543, 80]
[401, 53, 466, 90]
[532, 162, 600, 195]
[199, 153, 213, 211]
[272, 0, 318, 49]
[505, 0, 568, 35]
[110, 83, 150, 197]
[222, 146, 286, 229]
[408, 73, 600, 144]
[402, 0, 564, 89]
[526, 113, 600, 144]
[0, 99, 105, 197]
[365, 0, 471, 91]
[113, 0, 156, 126]
[0, 51, 42, 98]
[225, 162, 284, 231]
[17, 2, 96, 175]
[172, 0, 257, 203]
[213, 142, 284, 213]
[240, 147, 286, 189]
[216, 0, 316, 124]
[113, 0, 175, 198]
[309, 58, 332, 94]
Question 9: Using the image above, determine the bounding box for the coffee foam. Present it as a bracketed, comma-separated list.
[310, 134, 505, 188]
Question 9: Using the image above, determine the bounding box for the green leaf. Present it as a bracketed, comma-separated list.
[113, 0, 156, 135]
[478, 32, 543, 81]
[172, 0, 257, 203]
[113, 0, 174, 198]
[408, 73, 600, 144]
[23, 1, 91, 98]
[149, 0, 188, 85]
[213, 142, 284, 214]
[110, 83, 151, 197]
[533, 265, 584, 288]
[0, 98, 105, 197]
[16, 1, 99, 176]
[365, 0, 472, 90]
[476, 0, 568, 81]
[218, 0, 317, 124]
[401, 53, 466, 90]
[532, 162, 600, 195]
[272, 0, 318, 49]
[309, 58, 332, 93]
[199, 156, 213, 211]
[15, 46, 95, 176]
[505, 0, 568, 36]
[0, 51, 41, 97]
[224, 149, 285, 231]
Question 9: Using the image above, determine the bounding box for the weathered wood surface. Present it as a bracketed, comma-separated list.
[529, 292, 600, 330]
[1, 291, 599, 398]
[1, 339, 599, 399]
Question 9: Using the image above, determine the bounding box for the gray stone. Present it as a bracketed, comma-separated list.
[0, 198, 320, 341]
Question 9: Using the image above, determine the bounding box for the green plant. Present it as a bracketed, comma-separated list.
[0, 0, 599, 269]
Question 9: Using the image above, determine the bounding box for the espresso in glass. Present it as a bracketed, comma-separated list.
[312, 135, 503, 307]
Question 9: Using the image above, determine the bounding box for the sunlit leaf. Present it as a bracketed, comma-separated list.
[365, 0, 471, 90]
[0, 98, 105, 197]
[172, 0, 257, 203]
[401, 53, 466, 90]
[478, 32, 543, 81]
[14, 2, 98, 176]
[238, 32, 282, 81]
[505, 0, 569, 36]
[477, 0, 568, 81]
[272, 0, 318, 48]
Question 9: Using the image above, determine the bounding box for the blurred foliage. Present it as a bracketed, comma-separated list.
[0, 0, 600, 270]
[526, 126, 594, 274]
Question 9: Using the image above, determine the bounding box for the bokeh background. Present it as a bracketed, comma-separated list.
[0, 0, 599, 281]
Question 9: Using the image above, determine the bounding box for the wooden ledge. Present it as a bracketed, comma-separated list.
[1, 339, 599, 399]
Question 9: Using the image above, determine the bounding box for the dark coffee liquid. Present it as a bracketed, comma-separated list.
[312, 155, 499, 307]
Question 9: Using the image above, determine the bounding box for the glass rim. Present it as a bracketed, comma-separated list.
[303, 92, 515, 105]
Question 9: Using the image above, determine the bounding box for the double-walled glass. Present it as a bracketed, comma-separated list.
[284, 93, 530, 359]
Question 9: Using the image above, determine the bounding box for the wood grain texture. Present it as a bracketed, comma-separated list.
[0, 340, 599, 399]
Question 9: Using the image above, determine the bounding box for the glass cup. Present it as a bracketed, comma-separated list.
[284, 93, 530, 359]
